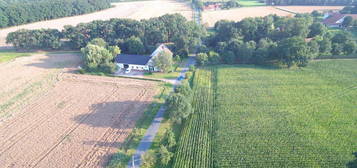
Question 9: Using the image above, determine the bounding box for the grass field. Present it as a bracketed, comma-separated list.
[173, 59, 357, 167]
[238, 0, 265, 7]
[0, 50, 34, 63]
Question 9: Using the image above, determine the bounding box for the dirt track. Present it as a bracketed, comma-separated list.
[0, 53, 158, 167]
[0, 0, 192, 47]
[202, 6, 344, 27]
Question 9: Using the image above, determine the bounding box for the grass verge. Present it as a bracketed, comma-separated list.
[107, 82, 172, 168]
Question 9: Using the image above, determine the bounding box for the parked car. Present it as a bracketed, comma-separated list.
[125, 69, 131, 74]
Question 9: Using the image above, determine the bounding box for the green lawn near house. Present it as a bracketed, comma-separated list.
[0, 50, 34, 63]
[238, 0, 266, 7]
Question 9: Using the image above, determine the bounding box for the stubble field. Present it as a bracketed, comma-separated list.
[0, 53, 159, 167]
[202, 6, 344, 27]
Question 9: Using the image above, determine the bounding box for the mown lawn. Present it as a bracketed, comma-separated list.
[0, 50, 34, 63]
[144, 71, 181, 80]
[214, 60, 357, 167]
[238, 0, 266, 7]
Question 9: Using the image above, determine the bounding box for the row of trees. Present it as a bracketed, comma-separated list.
[341, 6, 357, 14]
[7, 14, 206, 57]
[266, 0, 355, 5]
[0, 0, 111, 28]
[142, 78, 194, 167]
[201, 14, 357, 67]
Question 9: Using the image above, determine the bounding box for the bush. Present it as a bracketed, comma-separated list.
[159, 145, 173, 166]
[197, 53, 208, 66]
[166, 93, 193, 124]
[141, 150, 157, 168]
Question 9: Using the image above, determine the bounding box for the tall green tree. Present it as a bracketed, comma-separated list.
[152, 51, 174, 73]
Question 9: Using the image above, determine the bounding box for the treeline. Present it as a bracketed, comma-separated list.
[266, 0, 355, 5]
[6, 14, 206, 57]
[341, 6, 357, 14]
[199, 14, 357, 67]
[0, 0, 111, 28]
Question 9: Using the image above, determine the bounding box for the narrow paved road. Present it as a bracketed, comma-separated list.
[128, 56, 195, 168]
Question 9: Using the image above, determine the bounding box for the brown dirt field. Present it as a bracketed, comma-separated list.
[202, 6, 344, 27]
[0, 0, 192, 47]
[0, 53, 159, 167]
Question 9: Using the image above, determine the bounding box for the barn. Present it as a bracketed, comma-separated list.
[115, 44, 172, 72]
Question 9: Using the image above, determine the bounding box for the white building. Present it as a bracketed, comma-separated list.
[115, 44, 172, 72]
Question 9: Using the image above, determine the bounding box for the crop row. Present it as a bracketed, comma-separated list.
[173, 69, 214, 168]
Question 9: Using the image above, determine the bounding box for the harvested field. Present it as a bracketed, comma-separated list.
[276, 6, 344, 13]
[0, 0, 192, 47]
[202, 6, 344, 27]
[0, 53, 159, 167]
[202, 7, 292, 27]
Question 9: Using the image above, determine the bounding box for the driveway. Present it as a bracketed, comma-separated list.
[128, 56, 195, 168]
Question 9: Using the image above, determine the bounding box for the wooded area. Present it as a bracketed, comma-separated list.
[199, 14, 357, 67]
[0, 0, 111, 28]
[6, 14, 206, 58]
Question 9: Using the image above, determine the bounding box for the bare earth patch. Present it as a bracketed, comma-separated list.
[202, 6, 344, 27]
[0, 53, 159, 167]
[0, 0, 192, 47]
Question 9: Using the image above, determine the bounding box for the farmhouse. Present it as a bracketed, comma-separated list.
[323, 12, 357, 27]
[115, 44, 172, 72]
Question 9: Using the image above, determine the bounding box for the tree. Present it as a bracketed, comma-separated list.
[308, 22, 326, 38]
[308, 40, 320, 58]
[277, 37, 311, 67]
[152, 51, 174, 73]
[124, 36, 145, 54]
[108, 46, 121, 57]
[196, 53, 208, 66]
[165, 93, 192, 124]
[80, 44, 118, 73]
[331, 43, 344, 55]
[141, 151, 157, 168]
[88, 38, 107, 47]
[318, 38, 332, 55]
[342, 16, 353, 28]
[159, 145, 173, 166]
[207, 51, 221, 65]
[175, 80, 192, 101]
[161, 129, 176, 150]
[343, 40, 357, 55]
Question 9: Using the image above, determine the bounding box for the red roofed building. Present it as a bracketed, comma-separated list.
[323, 12, 357, 28]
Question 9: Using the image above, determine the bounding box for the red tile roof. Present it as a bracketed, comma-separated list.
[323, 13, 344, 26]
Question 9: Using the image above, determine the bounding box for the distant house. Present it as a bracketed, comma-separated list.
[323, 12, 357, 28]
[203, 4, 221, 11]
[115, 44, 172, 72]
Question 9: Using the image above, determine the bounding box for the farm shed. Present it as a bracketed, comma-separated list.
[115, 44, 172, 72]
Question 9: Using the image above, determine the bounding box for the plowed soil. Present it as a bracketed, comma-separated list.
[0, 53, 158, 168]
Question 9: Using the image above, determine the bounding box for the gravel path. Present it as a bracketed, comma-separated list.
[128, 56, 196, 168]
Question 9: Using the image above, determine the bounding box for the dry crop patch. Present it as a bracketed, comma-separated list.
[0, 53, 159, 167]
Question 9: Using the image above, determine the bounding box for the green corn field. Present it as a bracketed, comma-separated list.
[173, 59, 357, 167]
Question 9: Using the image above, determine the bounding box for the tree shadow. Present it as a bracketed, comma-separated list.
[25, 52, 81, 69]
[72, 101, 151, 128]
[347, 152, 357, 168]
[72, 100, 153, 167]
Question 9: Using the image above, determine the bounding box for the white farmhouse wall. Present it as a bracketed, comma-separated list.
[116, 63, 149, 71]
